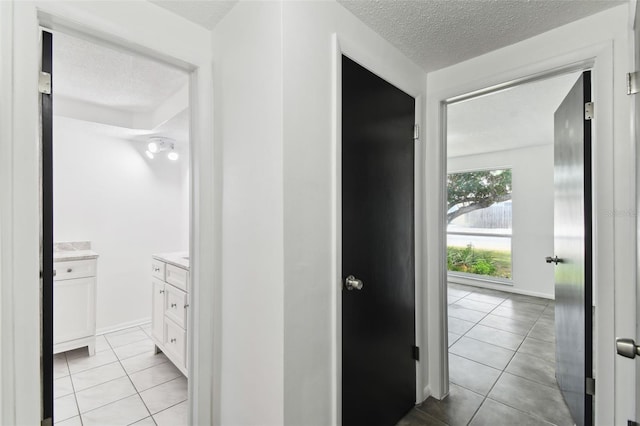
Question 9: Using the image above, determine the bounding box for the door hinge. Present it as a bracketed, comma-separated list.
[413, 124, 419, 141]
[585, 102, 594, 120]
[412, 345, 420, 361]
[586, 377, 595, 396]
[41, 417, 52, 426]
[627, 71, 639, 95]
[39, 72, 51, 95]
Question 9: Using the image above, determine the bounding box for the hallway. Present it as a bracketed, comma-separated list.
[399, 284, 573, 426]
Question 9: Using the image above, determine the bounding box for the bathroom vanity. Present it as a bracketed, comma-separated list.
[53, 242, 99, 355]
[150, 252, 189, 376]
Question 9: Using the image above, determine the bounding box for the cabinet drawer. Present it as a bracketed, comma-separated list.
[54, 259, 96, 281]
[164, 318, 186, 368]
[166, 264, 188, 292]
[164, 285, 187, 328]
[151, 259, 166, 280]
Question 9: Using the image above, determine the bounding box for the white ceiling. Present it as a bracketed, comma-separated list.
[53, 1, 620, 150]
[150, 0, 238, 30]
[79, 108, 191, 145]
[150, 0, 624, 74]
[54, 31, 188, 113]
[338, 0, 624, 73]
[447, 71, 581, 158]
[53, 31, 189, 144]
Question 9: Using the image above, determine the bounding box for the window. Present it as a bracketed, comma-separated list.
[447, 168, 512, 280]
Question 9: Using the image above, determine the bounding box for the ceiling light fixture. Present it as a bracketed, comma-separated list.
[146, 136, 179, 161]
[147, 137, 166, 153]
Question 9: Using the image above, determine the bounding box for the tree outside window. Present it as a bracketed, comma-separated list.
[447, 169, 513, 280]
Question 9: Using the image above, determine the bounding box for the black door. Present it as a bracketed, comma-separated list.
[552, 71, 592, 426]
[41, 30, 54, 425]
[341, 55, 416, 426]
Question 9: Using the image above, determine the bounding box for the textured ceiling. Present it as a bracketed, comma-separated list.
[149, 0, 238, 30]
[447, 71, 580, 158]
[53, 31, 189, 144]
[338, 0, 624, 72]
[147, 0, 624, 73]
[53, 31, 188, 112]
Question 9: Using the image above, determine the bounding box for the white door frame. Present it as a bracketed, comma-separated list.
[0, 3, 219, 425]
[330, 33, 427, 425]
[632, 1, 640, 423]
[426, 38, 625, 425]
[441, 58, 593, 396]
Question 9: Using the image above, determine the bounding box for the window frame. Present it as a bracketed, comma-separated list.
[446, 167, 514, 284]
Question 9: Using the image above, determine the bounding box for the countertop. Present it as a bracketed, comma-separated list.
[54, 241, 99, 262]
[152, 251, 189, 270]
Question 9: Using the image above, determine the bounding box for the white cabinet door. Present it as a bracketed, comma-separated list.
[151, 279, 165, 342]
[164, 317, 186, 368]
[53, 277, 96, 344]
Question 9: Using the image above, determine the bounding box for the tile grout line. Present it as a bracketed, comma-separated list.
[70, 326, 172, 423]
[146, 398, 189, 424]
[66, 337, 155, 376]
[108, 325, 156, 422]
[451, 291, 514, 425]
[69, 360, 184, 415]
[452, 295, 525, 370]
[448, 286, 555, 426]
[65, 351, 84, 425]
[456, 333, 522, 352]
[408, 286, 560, 425]
[57, 324, 186, 425]
[451, 301, 545, 323]
[73, 337, 139, 421]
[479, 395, 561, 426]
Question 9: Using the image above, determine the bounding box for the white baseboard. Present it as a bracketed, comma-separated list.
[96, 317, 151, 336]
[421, 386, 431, 404]
[448, 275, 554, 300]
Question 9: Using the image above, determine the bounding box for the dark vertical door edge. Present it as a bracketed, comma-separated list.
[41, 29, 54, 425]
[582, 71, 593, 426]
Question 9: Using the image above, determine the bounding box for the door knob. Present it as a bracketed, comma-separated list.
[545, 256, 562, 264]
[616, 337, 640, 359]
[344, 275, 363, 291]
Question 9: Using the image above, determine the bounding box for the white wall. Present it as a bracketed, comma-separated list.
[212, 2, 285, 425]
[425, 5, 633, 423]
[282, 2, 427, 424]
[53, 116, 189, 332]
[211, 1, 427, 424]
[448, 144, 555, 298]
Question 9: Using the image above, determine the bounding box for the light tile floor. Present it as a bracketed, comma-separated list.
[54, 324, 187, 426]
[398, 283, 574, 426]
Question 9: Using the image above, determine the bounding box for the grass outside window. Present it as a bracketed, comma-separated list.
[447, 244, 512, 280]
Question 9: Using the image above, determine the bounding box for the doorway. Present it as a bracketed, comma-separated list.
[44, 30, 192, 425]
[403, 71, 594, 425]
